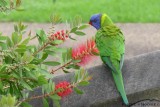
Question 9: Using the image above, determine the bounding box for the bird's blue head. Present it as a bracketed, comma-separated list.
[89, 13, 102, 30]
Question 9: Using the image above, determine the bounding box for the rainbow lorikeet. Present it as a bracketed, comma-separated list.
[89, 13, 129, 105]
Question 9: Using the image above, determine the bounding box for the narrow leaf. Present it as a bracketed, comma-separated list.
[0, 36, 7, 40]
[78, 24, 89, 30]
[12, 32, 19, 44]
[20, 81, 32, 91]
[63, 69, 70, 73]
[21, 102, 32, 107]
[50, 94, 61, 100]
[74, 31, 85, 36]
[52, 40, 63, 45]
[79, 81, 90, 86]
[6, 37, 13, 47]
[69, 36, 76, 40]
[43, 98, 49, 107]
[70, 27, 78, 33]
[74, 87, 84, 94]
[43, 61, 60, 66]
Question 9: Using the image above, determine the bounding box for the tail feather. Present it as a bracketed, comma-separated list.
[112, 71, 129, 105]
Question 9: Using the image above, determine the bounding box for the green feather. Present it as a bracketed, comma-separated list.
[112, 71, 129, 105]
[95, 13, 129, 105]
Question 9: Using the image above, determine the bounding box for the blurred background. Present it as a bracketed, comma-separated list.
[0, 0, 160, 23]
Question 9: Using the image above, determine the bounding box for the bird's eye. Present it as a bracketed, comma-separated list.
[93, 19, 96, 22]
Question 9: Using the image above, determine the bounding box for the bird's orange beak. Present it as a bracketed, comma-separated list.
[89, 22, 92, 25]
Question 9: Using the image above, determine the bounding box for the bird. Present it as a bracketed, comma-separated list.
[89, 13, 129, 105]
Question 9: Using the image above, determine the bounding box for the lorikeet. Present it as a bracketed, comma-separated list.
[89, 13, 129, 105]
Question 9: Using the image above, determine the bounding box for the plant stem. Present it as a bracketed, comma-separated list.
[50, 60, 72, 74]
[32, 41, 51, 56]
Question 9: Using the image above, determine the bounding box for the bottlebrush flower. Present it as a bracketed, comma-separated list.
[55, 81, 72, 97]
[72, 38, 99, 66]
[49, 30, 69, 41]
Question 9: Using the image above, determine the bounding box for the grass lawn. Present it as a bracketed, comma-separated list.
[0, 0, 160, 23]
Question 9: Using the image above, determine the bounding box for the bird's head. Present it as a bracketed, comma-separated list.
[89, 13, 113, 30]
[89, 13, 101, 30]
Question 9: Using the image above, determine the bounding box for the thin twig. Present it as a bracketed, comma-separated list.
[50, 60, 72, 74]
[32, 42, 51, 56]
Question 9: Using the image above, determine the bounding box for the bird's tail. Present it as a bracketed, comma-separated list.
[112, 71, 129, 105]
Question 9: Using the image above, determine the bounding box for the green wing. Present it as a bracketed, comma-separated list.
[95, 24, 125, 72]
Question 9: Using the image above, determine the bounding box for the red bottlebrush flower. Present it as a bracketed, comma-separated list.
[49, 30, 69, 41]
[72, 38, 99, 66]
[55, 81, 72, 97]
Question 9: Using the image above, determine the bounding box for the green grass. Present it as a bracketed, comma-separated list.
[0, 0, 160, 23]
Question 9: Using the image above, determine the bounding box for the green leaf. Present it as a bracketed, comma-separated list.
[43, 98, 49, 107]
[20, 37, 30, 45]
[43, 61, 60, 66]
[29, 58, 42, 65]
[0, 64, 8, 72]
[40, 69, 54, 79]
[17, 44, 26, 49]
[67, 48, 72, 61]
[55, 48, 67, 53]
[45, 50, 57, 56]
[53, 100, 60, 107]
[42, 80, 55, 94]
[0, 42, 7, 49]
[63, 69, 70, 73]
[78, 24, 89, 30]
[51, 40, 63, 45]
[21, 102, 32, 107]
[50, 80, 55, 92]
[15, 48, 26, 53]
[26, 64, 37, 69]
[20, 81, 32, 91]
[0, 74, 10, 79]
[0, 36, 7, 40]
[14, 25, 18, 32]
[70, 27, 78, 33]
[74, 87, 84, 94]
[22, 53, 34, 63]
[24, 67, 30, 71]
[50, 94, 61, 100]
[38, 75, 48, 85]
[41, 52, 48, 61]
[66, 64, 80, 69]
[18, 34, 22, 43]
[11, 32, 22, 45]
[69, 36, 76, 41]
[72, 59, 81, 63]
[26, 69, 37, 80]
[4, 55, 12, 64]
[6, 37, 13, 47]
[36, 29, 47, 45]
[12, 32, 18, 45]
[79, 81, 90, 86]
[9, 83, 14, 95]
[74, 31, 85, 36]
[74, 72, 78, 82]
